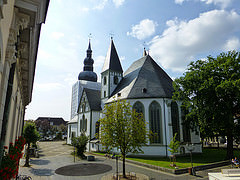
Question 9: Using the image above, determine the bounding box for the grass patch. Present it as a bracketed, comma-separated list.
[91, 148, 240, 169]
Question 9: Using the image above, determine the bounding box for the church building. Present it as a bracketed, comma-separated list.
[67, 38, 202, 156]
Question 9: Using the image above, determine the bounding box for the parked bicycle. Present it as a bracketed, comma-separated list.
[16, 175, 32, 180]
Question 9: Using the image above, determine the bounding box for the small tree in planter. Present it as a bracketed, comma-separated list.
[23, 122, 40, 167]
[168, 133, 180, 167]
[71, 132, 89, 159]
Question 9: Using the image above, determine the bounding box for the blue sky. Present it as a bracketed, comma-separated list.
[25, 0, 240, 121]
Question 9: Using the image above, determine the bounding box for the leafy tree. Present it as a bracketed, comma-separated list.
[168, 133, 180, 166]
[23, 122, 40, 167]
[173, 51, 240, 159]
[35, 119, 50, 137]
[71, 132, 89, 159]
[56, 132, 63, 140]
[99, 99, 147, 178]
[59, 124, 67, 134]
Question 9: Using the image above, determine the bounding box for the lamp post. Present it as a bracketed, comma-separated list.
[186, 143, 195, 175]
[116, 156, 118, 180]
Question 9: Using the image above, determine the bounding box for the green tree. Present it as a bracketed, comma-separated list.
[71, 132, 89, 159]
[23, 122, 40, 167]
[173, 51, 240, 159]
[99, 99, 147, 178]
[168, 133, 180, 166]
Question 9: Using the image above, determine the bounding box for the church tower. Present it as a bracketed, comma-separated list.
[78, 40, 98, 82]
[101, 38, 123, 101]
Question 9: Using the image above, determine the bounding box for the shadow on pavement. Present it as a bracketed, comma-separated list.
[55, 163, 112, 176]
[30, 159, 50, 165]
[29, 168, 54, 176]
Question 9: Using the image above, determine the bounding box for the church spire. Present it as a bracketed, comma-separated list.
[101, 38, 123, 73]
[78, 39, 97, 82]
[143, 47, 147, 57]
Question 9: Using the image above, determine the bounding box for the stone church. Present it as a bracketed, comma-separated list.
[67, 39, 202, 156]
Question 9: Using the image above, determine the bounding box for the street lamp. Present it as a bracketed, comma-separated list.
[186, 143, 195, 175]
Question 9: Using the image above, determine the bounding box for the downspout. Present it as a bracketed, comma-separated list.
[163, 98, 168, 157]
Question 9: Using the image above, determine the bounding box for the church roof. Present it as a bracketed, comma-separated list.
[84, 88, 102, 111]
[101, 39, 123, 73]
[108, 55, 174, 101]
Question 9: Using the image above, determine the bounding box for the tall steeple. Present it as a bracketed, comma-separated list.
[101, 38, 123, 100]
[101, 38, 123, 74]
[78, 40, 97, 82]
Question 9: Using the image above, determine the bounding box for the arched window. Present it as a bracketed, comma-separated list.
[171, 101, 180, 141]
[181, 107, 191, 142]
[133, 101, 144, 118]
[149, 101, 162, 144]
[80, 115, 87, 132]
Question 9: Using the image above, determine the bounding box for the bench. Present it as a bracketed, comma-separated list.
[222, 169, 240, 176]
[87, 155, 95, 161]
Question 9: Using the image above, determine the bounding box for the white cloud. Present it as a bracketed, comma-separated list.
[94, 55, 106, 68]
[175, 0, 233, 8]
[35, 83, 65, 92]
[223, 37, 240, 51]
[120, 56, 125, 62]
[201, 0, 233, 8]
[93, 0, 108, 10]
[127, 19, 157, 40]
[175, 0, 186, 5]
[113, 0, 125, 7]
[149, 10, 240, 72]
[51, 32, 64, 40]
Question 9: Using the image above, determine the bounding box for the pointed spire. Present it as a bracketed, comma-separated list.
[143, 47, 147, 57]
[86, 39, 92, 58]
[101, 38, 123, 73]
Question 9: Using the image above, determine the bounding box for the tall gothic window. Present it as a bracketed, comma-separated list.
[171, 101, 180, 141]
[149, 101, 162, 144]
[80, 115, 87, 132]
[133, 101, 144, 118]
[181, 107, 191, 142]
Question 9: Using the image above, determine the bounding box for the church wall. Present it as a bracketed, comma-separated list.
[128, 98, 169, 144]
[126, 98, 201, 156]
[67, 123, 78, 144]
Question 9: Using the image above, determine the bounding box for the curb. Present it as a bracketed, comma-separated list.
[88, 152, 231, 175]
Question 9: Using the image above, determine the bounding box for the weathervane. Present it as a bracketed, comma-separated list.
[109, 32, 114, 40]
[88, 33, 92, 41]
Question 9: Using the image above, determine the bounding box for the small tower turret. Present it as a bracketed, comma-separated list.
[78, 40, 97, 82]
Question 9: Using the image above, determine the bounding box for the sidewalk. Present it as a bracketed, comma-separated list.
[18, 141, 229, 180]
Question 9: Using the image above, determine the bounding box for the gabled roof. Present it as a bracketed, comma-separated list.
[35, 117, 67, 125]
[79, 88, 101, 111]
[108, 55, 174, 101]
[101, 39, 123, 73]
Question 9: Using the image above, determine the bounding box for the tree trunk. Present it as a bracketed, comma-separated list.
[122, 154, 126, 178]
[24, 142, 30, 167]
[226, 134, 233, 160]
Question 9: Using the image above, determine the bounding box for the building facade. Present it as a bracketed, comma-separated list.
[68, 39, 202, 156]
[0, 0, 49, 162]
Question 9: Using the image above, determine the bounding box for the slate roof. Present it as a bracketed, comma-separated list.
[101, 39, 123, 73]
[84, 88, 102, 111]
[108, 55, 174, 101]
[35, 117, 67, 125]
